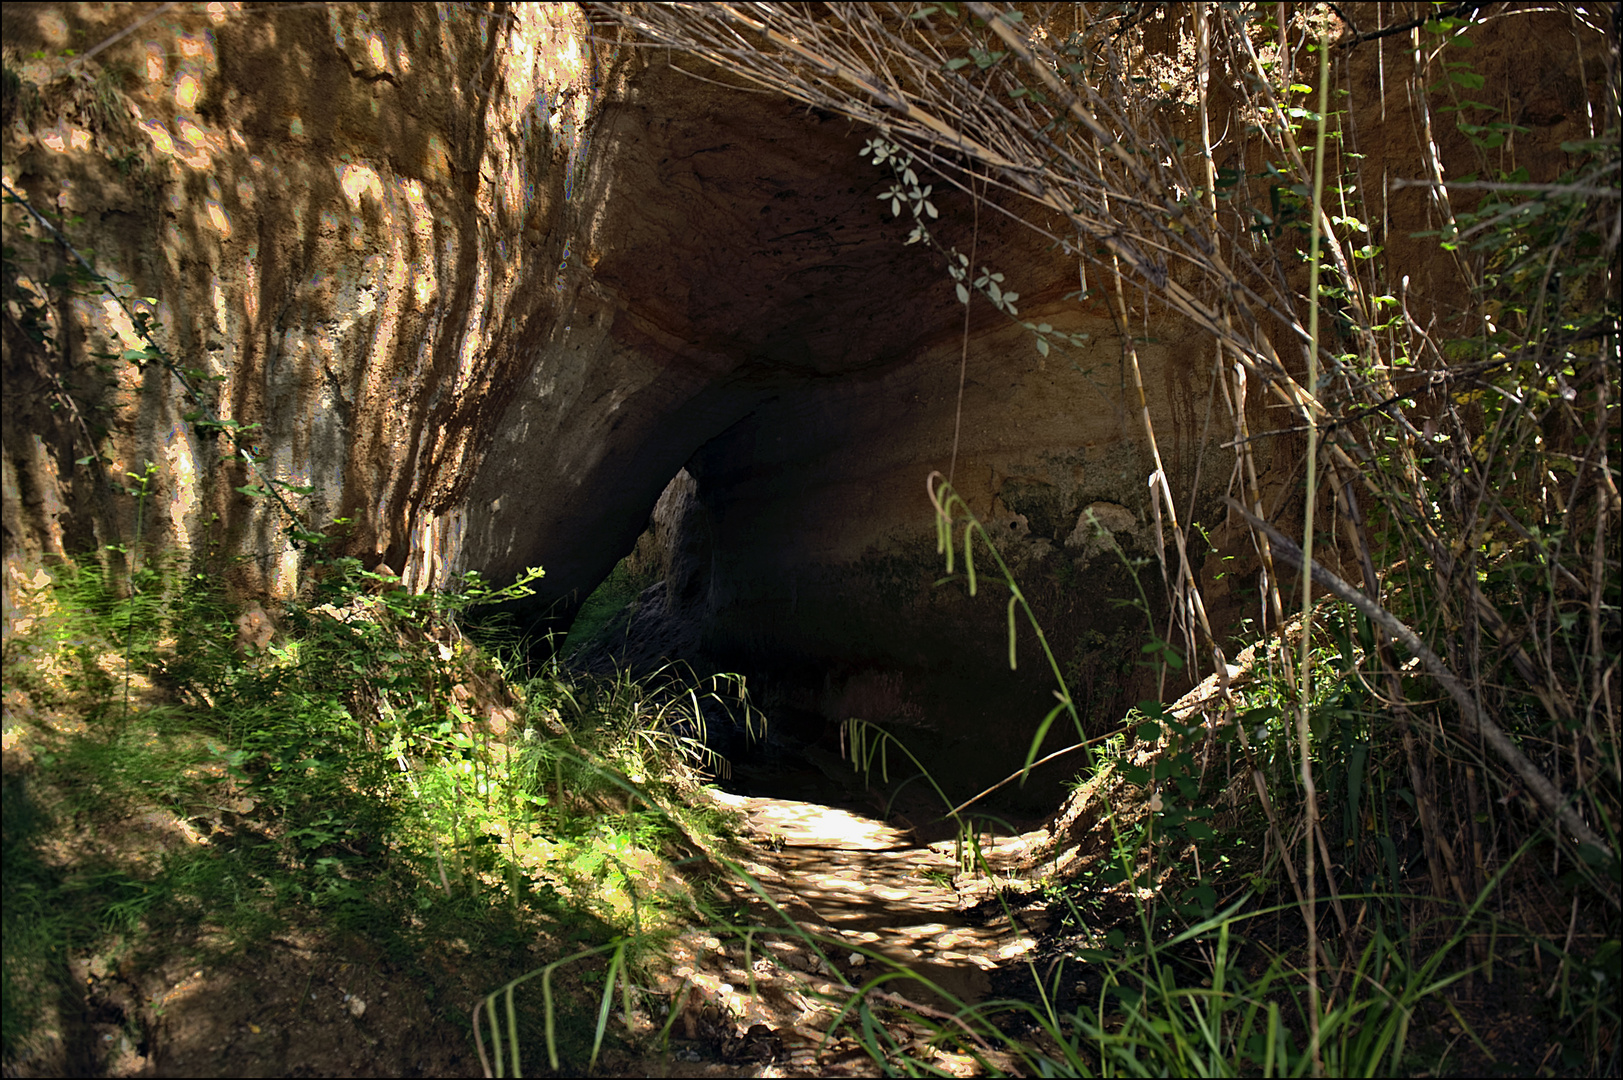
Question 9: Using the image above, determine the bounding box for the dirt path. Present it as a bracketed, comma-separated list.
[630, 779, 1054, 1077]
[25, 748, 1056, 1078]
[713, 790, 1039, 1005]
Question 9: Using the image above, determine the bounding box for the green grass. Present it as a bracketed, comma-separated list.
[4, 524, 1609, 1077]
[563, 557, 660, 658]
[0, 549, 749, 1073]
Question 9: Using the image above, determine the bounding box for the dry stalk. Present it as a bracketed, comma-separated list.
[1232, 498, 1617, 873]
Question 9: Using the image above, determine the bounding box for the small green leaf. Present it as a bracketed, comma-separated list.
[1577, 843, 1610, 867]
[1007, 594, 1019, 669]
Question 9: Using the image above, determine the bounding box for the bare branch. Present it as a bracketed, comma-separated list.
[1228, 498, 1617, 870]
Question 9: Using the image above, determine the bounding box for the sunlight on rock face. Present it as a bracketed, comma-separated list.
[996, 938, 1037, 960]
[176, 119, 212, 168]
[95, 298, 140, 352]
[205, 200, 230, 239]
[338, 163, 384, 209]
[5, 2, 615, 607]
[241, 254, 258, 323]
[164, 429, 201, 537]
[34, 10, 69, 46]
[176, 34, 212, 62]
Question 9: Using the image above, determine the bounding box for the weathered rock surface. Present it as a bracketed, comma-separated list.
[0, 4, 1206, 801]
[4, 3, 1602, 803]
[3, 2, 611, 590]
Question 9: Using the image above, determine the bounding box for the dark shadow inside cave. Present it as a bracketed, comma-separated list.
[534, 422, 1160, 823]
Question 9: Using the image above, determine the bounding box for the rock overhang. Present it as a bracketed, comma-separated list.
[450, 62, 1233, 806]
[0, 5, 1235, 809]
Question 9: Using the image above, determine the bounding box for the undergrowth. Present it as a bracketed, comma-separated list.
[578, 2, 1621, 1074]
[0, 548, 751, 1073]
[563, 557, 661, 660]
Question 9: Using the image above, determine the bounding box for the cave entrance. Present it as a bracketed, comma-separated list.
[545, 433, 1160, 826]
[455, 64, 1210, 818]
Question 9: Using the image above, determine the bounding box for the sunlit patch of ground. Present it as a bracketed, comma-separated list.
[609, 782, 1057, 1077]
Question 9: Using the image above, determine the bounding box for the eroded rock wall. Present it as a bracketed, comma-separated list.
[2, 1, 606, 598]
[0, 4, 1236, 802]
[448, 54, 1241, 801]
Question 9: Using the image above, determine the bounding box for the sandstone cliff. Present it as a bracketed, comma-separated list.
[3, 3, 1607, 802]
